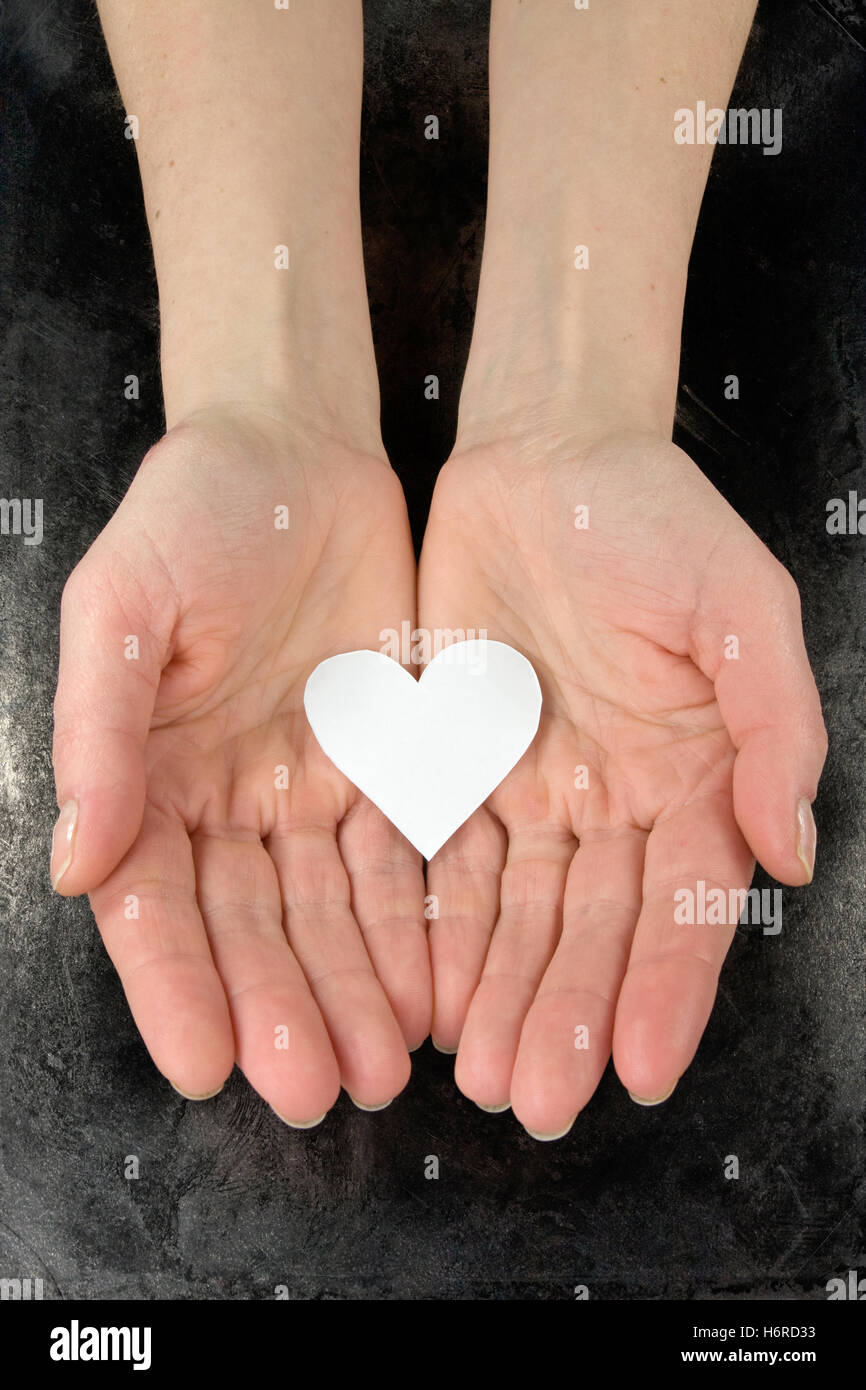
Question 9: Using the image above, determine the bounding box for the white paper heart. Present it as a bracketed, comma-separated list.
[303, 639, 542, 860]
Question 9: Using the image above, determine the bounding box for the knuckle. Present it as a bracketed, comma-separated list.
[60, 556, 94, 610]
[60, 548, 113, 620]
[770, 561, 802, 616]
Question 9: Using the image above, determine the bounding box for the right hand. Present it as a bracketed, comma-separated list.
[52, 406, 431, 1123]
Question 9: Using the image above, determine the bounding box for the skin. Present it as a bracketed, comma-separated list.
[419, 0, 827, 1136]
[53, 407, 428, 1119]
[51, 2, 431, 1120]
[420, 428, 825, 1136]
[51, 0, 827, 1133]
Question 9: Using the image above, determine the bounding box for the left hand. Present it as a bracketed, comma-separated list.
[418, 428, 826, 1138]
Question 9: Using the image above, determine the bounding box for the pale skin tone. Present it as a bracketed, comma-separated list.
[52, 1, 826, 1136]
[52, 1, 429, 1122]
[421, 0, 826, 1136]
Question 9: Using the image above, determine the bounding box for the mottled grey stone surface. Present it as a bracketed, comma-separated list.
[0, 0, 862, 1299]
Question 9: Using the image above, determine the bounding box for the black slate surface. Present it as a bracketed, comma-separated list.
[0, 0, 863, 1300]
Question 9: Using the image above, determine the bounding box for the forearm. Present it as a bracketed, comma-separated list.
[96, 0, 379, 446]
[458, 0, 758, 449]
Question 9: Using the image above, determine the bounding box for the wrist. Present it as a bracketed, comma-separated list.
[160, 338, 384, 461]
[455, 247, 686, 455]
[455, 352, 679, 460]
[157, 260, 383, 456]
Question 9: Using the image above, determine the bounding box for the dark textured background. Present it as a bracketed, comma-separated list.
[0, 0, 863, 1300]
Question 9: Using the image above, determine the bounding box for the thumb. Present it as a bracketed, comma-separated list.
[51, 544, 176, 895]
[692, 547, 827, 887]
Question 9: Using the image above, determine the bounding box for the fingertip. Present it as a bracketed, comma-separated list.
[614, 1053, 680, 1108]
[429, 973, 473, 1055]
[322, 999, 410, 1113]
[50, 775, 146, 897]
[522, 1115, 578, 1142]
[612, 965, 707, 1103]
[454, 1032, 514, 1110]
[626, 1079, 678, 1107]
[163, 1050, 235, 1104]
[126, 966, 237, 1102]
[385, 972, 434, 1056]
[732, 739, 821, 887]
[170, 1080, 227, 1102]
[271, 1108, 329, 1129]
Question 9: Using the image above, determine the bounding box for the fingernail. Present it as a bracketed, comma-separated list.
[347, 1094, 392, 1112]
[796, 797, 817, 884]
[431, 1038, 458, 1055]
[627, 1080, 678, 1107]
[524, 1115, 577, 1142]
[477, 1101, 511, 1114]
[50, 799, 78, 890]
[271, 1108, 326, 1130]
[171, 1082, 224, 1101]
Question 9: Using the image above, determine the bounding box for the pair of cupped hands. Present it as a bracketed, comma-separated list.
[50, 405, 826, 1139]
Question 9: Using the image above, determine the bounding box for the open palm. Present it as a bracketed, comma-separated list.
[53, 408, 430, 1123]
[419, 430, 826, 1137]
